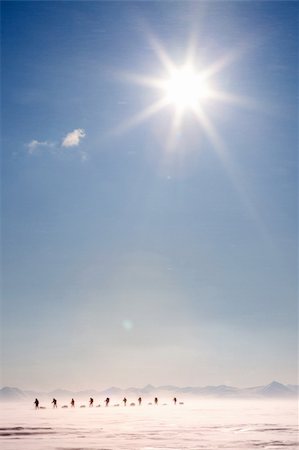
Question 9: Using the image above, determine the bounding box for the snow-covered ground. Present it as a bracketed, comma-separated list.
[0, 399, 298, 449]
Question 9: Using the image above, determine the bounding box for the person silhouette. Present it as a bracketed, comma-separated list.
[173, 397, 177, 405]
[89, 397, 94, 407]
[105, 397, 110, 406]
[52, 398, 57, 408]
[138, 397, 142, 406]
[71, 398, 75, 407]
[123, 397, 127, 406]
[34, 398, 39, 409]
[154, 397, 158, 405]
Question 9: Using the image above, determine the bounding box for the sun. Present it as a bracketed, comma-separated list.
[163, 66, 209, 110]
[114, 35, 253, 150]
[111, 36, 264, 236]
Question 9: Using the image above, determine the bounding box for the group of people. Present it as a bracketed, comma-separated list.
[86, 397, 111, 407]
[34, 396, 178, 409]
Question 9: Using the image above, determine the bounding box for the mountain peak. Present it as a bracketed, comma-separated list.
[260, 381, 293, 397]
[0, 386, 28, 401]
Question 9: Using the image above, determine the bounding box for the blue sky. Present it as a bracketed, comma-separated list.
[2, 1, 297, 391]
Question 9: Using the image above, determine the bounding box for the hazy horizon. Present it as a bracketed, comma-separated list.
[2, 1, 298, 392]
[3, 379, 298, 393]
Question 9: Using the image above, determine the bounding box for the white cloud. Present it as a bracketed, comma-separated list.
[27, 140, 54, 154]
[26, 128, 87, 160]
[62, 128, 86, 148]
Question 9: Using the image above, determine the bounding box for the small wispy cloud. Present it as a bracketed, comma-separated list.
[27, 139, 54, 154]
[26, 128, 87, 160]
[62, 128, 86, 148]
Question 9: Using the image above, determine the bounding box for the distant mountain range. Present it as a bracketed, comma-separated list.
[0, 381, 298, 402]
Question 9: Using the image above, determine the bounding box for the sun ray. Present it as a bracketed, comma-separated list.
[207, 88, 278, 117]
[148, 35, 177, 74]
[192, 106, 225, 157]
[111, 97, 170, 136]
[200, 45, 246, 81]
[192, 106, 269, 239]
[165, 107, 184, 152]
[206, 89, 260, 110]
[119, 72, 166, 91]
[185, 32, 199, 67]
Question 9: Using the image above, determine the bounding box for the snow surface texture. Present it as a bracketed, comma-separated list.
[0, 400, 298, 449]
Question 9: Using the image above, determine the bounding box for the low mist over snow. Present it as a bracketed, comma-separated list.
[0, 398, 297, 450]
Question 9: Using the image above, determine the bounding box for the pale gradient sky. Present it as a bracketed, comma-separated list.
[1, 1, 297, 391]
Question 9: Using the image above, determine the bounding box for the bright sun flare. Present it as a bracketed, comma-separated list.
[164, 67, 208, 110]
[113, 37, 263, 236]
[116, 35, 253, 151]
